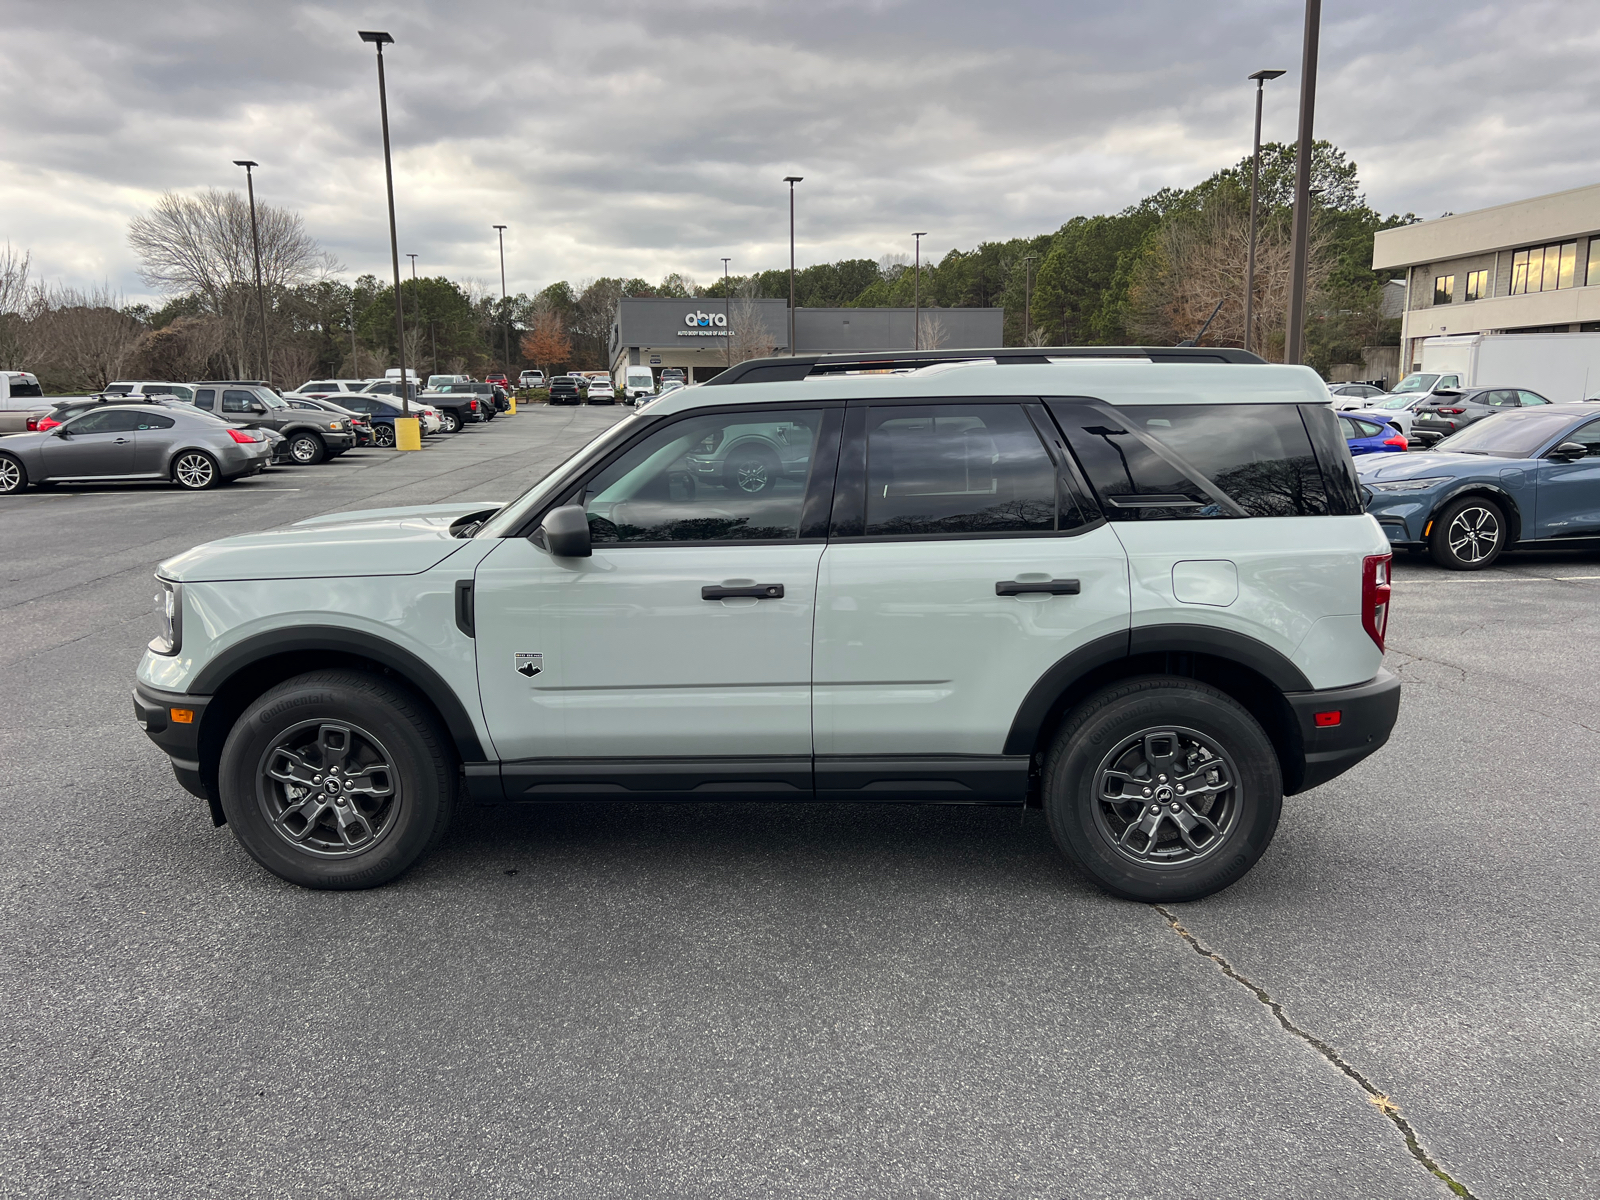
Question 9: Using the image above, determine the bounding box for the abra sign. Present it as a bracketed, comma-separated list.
[684, 310, 728, 328]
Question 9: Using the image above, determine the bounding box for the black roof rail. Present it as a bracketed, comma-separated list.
[703, 345, 1267, 387]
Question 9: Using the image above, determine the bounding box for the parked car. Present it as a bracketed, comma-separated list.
[1410, 387, 1552, 446]
[1329, 383, 1387, 408]
[659, 367, 686, 387]
[1342, 392, 1430, 439]
[417, 389, 485, 433]
[485, 372, 509, 389]
[1340, 413, 1407, 456]
[294, 380, 368, 398]
[621, 365, 655, 401]
[547, 377, 583, 406]
[1361, 403, 1600, 569]
[427, 374, 469, 390]
[283, 394, 374, 447]
[189, 382, 357, 464]
[433, 381, 504, 417]
[0, 371, 74, 434]
[134, 349, 1398, 903]
[103, 381, 197, 403]
[519, 370, 545, 389]
[1387, 371, 1464, 406]
[0, 402, 273, 493]
[358, 381, 443, 433]
[328, 394, 418, 447]
[584, 377, 617, 404]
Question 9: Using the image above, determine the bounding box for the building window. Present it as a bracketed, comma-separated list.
[1511, 242, 1579, 294]
[1465, 269, 1488, 301]
[1587, 241, 1600, 287]
[1433, 275, 1455, 305]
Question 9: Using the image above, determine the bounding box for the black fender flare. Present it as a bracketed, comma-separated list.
[1430, 481, 1523, 544]
[190, 625, 486, 760]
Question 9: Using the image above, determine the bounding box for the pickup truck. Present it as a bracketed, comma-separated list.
[0, 372, 73, 435]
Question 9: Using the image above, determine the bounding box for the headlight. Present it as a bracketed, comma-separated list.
[150, 577, 182, 655]
[328, 421, 341, 430]
[1368, 476, 1451, 492]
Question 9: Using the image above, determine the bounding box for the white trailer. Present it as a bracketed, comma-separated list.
[1419, 333, 1600, 402]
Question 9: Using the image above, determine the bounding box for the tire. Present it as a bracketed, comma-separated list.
[287, 432, 325, 465]
[172, 450, 220, 490]
[1043, 675, 1282, 902]
[373, 423, 396, 448]
[441, 410, 461, 434]
[0, 453, 27, 495]
[725, 447, 782, 495]
[217, 669, 456, 890]
[1428, 495, 1506, 570]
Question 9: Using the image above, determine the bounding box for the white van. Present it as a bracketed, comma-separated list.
[621, 365, 655, 402]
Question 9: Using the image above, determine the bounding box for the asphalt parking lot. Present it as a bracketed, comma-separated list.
[0, 409, 1593, 1199]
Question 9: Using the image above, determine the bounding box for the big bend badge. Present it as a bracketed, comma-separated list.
[514, 652, 543, 678]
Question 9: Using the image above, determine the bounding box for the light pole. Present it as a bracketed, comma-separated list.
[358, 29, 412, 429]
[912, 232, 927, 351]
[1284, 0, 1321, 365]
[784, 176, 802, 355]
[232, 160, 271, 382]
[347, 298, 358, 375]
[721, 257, 731, 369]
[1244, 69, 1286, 356]
[493, 225, 509, 378]
[1022, 253, 1038, 345]
[406, 252, 419, 377]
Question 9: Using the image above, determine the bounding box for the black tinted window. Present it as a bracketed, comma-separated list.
[69, 409, 144, 434]
[864, 404, 1057, 536]
[193, 388, 215, 410]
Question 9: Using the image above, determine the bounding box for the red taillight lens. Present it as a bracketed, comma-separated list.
[1362, 553, 1392, 652]
[1314, 710, 1342, 727]
[227, 428, 262, 444]
[1383, 436, 1407, 447]
[35, 416, 61, 431]
[1437, 407, 1464, 415]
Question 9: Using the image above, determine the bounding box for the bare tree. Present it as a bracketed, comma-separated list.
[0, 244, 36, 369]
[917, 310, 949, 350]
[30, 285, 145, 391]
[728, 281, 776, 364]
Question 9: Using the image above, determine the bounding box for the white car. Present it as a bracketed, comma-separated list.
[584, 378, 617, 404]
[1348, 392, 1429, 438]
[519, 371, 545, 389]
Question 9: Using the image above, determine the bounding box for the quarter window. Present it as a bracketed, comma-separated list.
[584, 409, 825, 543]
[1433, 275, 1455, 305]
[136, 413, 176, 430]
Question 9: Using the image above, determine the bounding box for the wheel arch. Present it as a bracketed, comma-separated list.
[1007, 626, 1311, 795]
[1431, 482, 1523, 544]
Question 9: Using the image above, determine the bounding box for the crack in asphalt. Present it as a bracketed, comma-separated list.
[1153, 906, 1478, 1199]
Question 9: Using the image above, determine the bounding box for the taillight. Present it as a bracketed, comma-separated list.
[227, 428, 262, 444]
[469, 399, 478, 411]
[1362, 553, 1392, 652]
[35, 416, 61, 431]
[1383, 435, 1407, 447]
[1436, 407, 1464, 415]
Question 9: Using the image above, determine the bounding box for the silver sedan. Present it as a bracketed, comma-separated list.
[0, 403, 273, 494]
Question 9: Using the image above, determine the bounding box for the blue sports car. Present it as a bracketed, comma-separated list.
[1359, 404, 1600, 569]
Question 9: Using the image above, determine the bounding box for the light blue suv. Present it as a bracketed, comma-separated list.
[135, 349, 1400, 901]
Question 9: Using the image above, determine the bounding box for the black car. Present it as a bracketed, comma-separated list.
[284, 395, 374, 447]
[189, 382, 357, 464]
[1411, 387, 1554, 445]
[547, 377, 583, 406]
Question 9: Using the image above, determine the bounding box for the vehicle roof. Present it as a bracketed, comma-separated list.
[641, 360, 1331, 419]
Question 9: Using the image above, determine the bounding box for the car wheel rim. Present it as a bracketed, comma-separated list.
[175, 454, 213, 488]
[256, 719, 401, 859]
[1447, 506, 1500, 563]
[734, 460, 769, 492]
[291, 438, 316, 462]
[1091, 726, 1240, 867]
[0, 458, 19, 492]
[376, 427, 394, 446]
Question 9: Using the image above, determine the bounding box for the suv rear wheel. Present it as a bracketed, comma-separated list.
[1044, 676, 1282, 902]
[287, 431, 325, 465]
[218, 670, 456, 889]
[1429, 495, 1505, 570]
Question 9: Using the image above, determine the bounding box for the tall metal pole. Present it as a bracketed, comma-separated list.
[233, 161, 271, 382]
[406, 252, 419, 379]
[1284, 1, 1320, 365]
[721, 257, 731, 369]
[348, 299, 358, 375]
[360, 31, 409, 417]
[494, 225, 509, 378]
[1245, 70, 1285, 357]
[913, 232, 926, 351]
[1022, 253, 1037, 345]
[784, 177, 801, 355]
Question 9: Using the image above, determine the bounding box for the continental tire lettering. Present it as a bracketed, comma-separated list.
[258, 692, 335, 725]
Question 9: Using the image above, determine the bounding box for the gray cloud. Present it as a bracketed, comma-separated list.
[3, 0, 1597, 302]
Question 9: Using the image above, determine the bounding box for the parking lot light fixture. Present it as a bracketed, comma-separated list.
[232, 161, 271, 383]
[1245, 69, 1286, 356]
[358, 29, 414, 434]
[912, 233, 927, 351]
[784, 177, 802, 355]
[1284, 0, 1321, 365]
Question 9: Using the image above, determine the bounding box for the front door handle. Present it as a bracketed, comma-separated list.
[702, 583, 785, 600]
[114, 438, 131, 444]
[996, 579, 1080, 596]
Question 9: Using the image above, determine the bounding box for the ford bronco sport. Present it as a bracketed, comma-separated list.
[135, 349, 1399, 901]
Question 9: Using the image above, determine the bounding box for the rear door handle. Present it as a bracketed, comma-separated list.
[996, 579, 1080, 596]
[703, 583, 785, 600]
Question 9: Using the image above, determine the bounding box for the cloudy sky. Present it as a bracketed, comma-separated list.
[4, 0, 1599, 304]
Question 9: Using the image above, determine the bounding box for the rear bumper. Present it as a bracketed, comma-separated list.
[1284, 668, 1401, 793]
[133, 682, 213, 805]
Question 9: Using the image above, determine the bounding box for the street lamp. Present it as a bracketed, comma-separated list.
[358, 29, 413, 433]
[721, 257, 731, 369]
[784, 176, 802, 355]
[231, 160, 271, 382]
[493, 225, 509, 379]
[1244, 69, 1286, 356]
[1021, 253, 1038, 345]
[912, 232, 927, 351]
[1284, 0, 1321, 365]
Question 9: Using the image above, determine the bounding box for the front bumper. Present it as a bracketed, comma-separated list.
[1284, 668, 1401, 793]
[133, 682, 216, 814]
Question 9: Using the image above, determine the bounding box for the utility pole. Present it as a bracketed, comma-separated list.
[358, 30, 411, 422]
[1245, 69, 1286, 356]
[912, 232, 926, 351]
[232, 160, 271, 382]
[784, 176, 802, 355]
[494, 225, 509, 377]
[1022, 253, 1038, 345]
[1284, 0, 1321, 365]
[406, 252, 418, 378]
[721, 257, 731, 370]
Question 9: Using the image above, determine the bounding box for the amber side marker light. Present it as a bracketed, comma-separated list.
[170, 708, 195, 724]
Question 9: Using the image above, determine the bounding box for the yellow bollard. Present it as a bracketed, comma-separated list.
[509, 395, 517, 415]
[393, 416, 422, 451]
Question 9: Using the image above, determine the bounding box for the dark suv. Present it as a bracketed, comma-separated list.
[189, 382, 356, 464]
[1411, 387, 1553, 445]
[547, 377, 583, 406]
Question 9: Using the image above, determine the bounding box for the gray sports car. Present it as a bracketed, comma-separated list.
[0, 403, 273, 494]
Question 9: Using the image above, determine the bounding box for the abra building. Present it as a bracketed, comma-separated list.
[610, 297, 1003, 385]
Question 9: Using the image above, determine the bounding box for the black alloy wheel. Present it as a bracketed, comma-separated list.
[728, 449, 781, 495]
[1045, 676, 1282, 902]
[373, 423, 396, 448]
[0, 453, 26, 494]
[288, 432, 325, 465]
[172, 451, 219, 490]
[1429, 495, 1506, 570]
[218, 670, 456, 889]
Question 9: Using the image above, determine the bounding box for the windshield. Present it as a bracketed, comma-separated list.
[475, 416, 644, 538]
[1372, 394, 1414, 410]
[1432, 410, 1575, 458]
[1392, 373, 1439, 394]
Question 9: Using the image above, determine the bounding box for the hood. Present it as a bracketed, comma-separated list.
[1356, 451, 1487, 481]
[159, 501, 503, 583]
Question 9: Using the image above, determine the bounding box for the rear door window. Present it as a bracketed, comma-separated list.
[1518, 391, 1551, 406]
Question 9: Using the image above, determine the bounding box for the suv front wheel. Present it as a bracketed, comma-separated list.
[1044, 676, 1282, 902]
[218, 670, 457, 889]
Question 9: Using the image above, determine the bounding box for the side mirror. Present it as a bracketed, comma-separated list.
[249, 401, 267, 413]
[536, 504, 592, 558]
[1550, 442, 1589, 460]
[51, 426, 69, 438]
